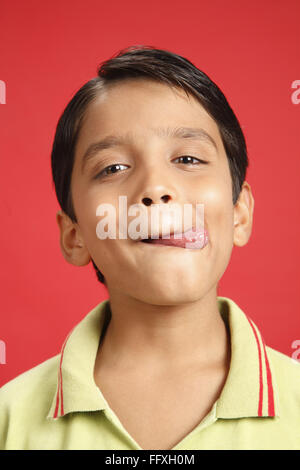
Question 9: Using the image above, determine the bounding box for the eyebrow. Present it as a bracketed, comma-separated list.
[81, 126, 218, 173]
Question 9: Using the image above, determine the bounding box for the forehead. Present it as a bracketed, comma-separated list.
[75, 78, 224, 161]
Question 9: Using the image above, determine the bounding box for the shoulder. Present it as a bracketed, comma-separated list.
[267, 346, 300, 379]
[0, 354, 60, 419]
[266, 346, 300, 409]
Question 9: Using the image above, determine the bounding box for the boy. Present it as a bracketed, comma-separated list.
[1, 45, 299, 450]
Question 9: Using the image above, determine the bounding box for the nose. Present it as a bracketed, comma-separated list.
[135, 159, 178, 206]
[142, 194, 172, 206]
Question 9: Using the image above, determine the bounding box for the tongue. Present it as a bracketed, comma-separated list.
[149, 229, 209, 249]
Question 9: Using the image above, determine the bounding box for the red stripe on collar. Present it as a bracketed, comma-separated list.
[261, 337, 275, 416]
[246, 316, 264, 416]
[53, 327, 76, 419]
[246, 315, 276, 417]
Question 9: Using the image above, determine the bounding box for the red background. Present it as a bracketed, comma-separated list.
[0, 0, 299, 386]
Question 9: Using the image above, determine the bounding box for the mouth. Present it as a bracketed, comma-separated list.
[139, 228, 209, 250]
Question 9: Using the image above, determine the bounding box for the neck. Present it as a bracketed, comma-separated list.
[95, 286, 231, 375]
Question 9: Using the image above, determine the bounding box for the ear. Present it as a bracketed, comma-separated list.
[233, 181, 255, 247]
[56, 210, 91, 266]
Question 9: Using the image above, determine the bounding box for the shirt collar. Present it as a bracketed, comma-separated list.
[47, 296, 280, 420]
[216, 297, 280, 418]
[47, 300, 112, 420]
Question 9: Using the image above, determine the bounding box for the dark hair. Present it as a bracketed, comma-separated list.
[51, 44, 249, 285]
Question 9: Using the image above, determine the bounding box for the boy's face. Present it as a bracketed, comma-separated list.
[59, 78, 254, 304]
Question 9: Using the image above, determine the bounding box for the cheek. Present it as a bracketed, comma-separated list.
[198, 174, 233, 221]
[202, 181, 234, 251]
[73, 187, 103, 249]
[76, 189, 128, 261]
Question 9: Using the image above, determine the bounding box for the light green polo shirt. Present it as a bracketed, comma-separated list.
[1, 296, 300, 450]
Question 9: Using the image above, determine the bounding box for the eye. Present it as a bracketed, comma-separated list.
[173, 156, 208, 165]
[96, 163, 130, 178]
[94, 156, 208, 180]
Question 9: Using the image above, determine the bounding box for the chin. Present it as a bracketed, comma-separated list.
[137, 278, 205, 305]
